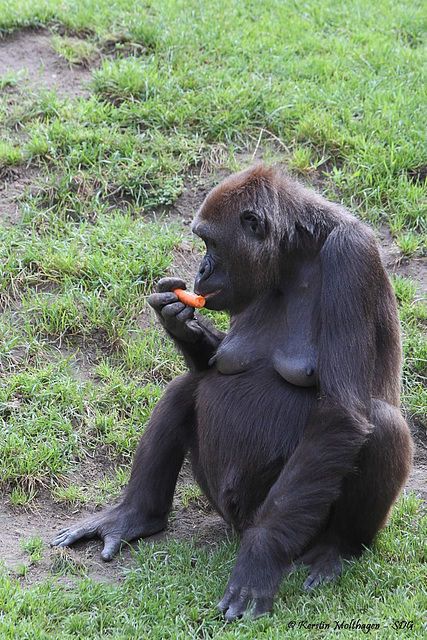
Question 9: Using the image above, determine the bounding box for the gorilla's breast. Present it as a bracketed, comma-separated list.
[212, 317, 319, 388]
[211, 264, 321, 387]
[212, 334, 259, 374]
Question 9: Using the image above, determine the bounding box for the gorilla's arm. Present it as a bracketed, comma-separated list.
[218, 223, 387, 620]
[218, 404, 370, 619]
[148, 277, 225, 372]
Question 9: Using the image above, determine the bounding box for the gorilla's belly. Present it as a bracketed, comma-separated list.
[194, 365, 317, 530]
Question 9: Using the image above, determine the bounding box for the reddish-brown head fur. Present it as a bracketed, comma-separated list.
[195, 164, 277, 225]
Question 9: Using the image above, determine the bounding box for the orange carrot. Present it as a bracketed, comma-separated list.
[173, 288, 206, 308]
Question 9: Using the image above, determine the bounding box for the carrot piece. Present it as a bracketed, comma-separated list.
[173, 288, 206, 308]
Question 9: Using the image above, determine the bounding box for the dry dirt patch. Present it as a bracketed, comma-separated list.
[0, 461, 230, 586]
[0, 165, 43, 226]
[0, 27, 93, 98]
[0, 27, 426, 586]
[379, 225, 427, 295]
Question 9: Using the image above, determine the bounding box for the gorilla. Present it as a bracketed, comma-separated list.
[52, 164, 413, 621]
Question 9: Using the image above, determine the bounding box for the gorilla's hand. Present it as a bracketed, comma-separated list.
[218, 568, 276, 622]
[148, 277, 205, 343]
[217, 530, 285, 621]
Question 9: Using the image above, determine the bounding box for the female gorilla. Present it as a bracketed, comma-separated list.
[52, 165, 413, 620]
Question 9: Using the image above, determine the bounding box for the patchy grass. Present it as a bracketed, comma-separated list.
[0, 0, 426, 637]
[0, 0, 426, 239]
[0, 494, 425, 638]
[393, 275, 427, 419]
[50, 35, 100, 68]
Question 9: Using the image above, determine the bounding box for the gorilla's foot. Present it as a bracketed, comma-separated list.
[299, 543, 356, 592]
[51, 504, 167, 561]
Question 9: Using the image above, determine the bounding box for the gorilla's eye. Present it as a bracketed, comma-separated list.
[240, 210, 266, 240]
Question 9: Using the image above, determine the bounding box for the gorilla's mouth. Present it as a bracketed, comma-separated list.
[199, 289, 221, 300]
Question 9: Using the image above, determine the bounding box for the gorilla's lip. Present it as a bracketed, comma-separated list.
[199, 289, 220, 299]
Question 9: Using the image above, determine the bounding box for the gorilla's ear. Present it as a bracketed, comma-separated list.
[240, 210, 266, 240]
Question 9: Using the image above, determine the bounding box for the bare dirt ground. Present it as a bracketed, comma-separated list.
[0, 28, 93, 97]
[0, 28, 426, 586]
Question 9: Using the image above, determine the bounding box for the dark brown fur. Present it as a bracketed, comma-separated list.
[51, 165, 413, 621]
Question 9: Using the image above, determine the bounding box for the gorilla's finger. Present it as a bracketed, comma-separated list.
[148, 291, 178, 311]
[156, 277, 186, 293]
[161, 302, 186, 318]
[176, 305, 195, 321]
[223, 591, 248, 622]
[217, 588, 234, 614]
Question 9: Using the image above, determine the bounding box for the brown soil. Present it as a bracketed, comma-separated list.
[0, 28, 426, 585]
[0, 28, 93, 98]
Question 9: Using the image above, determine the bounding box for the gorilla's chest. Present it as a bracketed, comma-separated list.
[212, 272, 321, 388]
[193, 259, 322, 528]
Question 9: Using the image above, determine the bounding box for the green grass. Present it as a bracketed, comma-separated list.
[0, 0, 426, 637]
[50, 34, 100, 68]
[1, 0, 426, 237]
[393, 275, 427, 419]
[0, 494, 426, 639]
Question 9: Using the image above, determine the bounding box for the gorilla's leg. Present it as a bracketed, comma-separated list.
[301, 399, 412, 590]
[51, 372, 198, 560]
